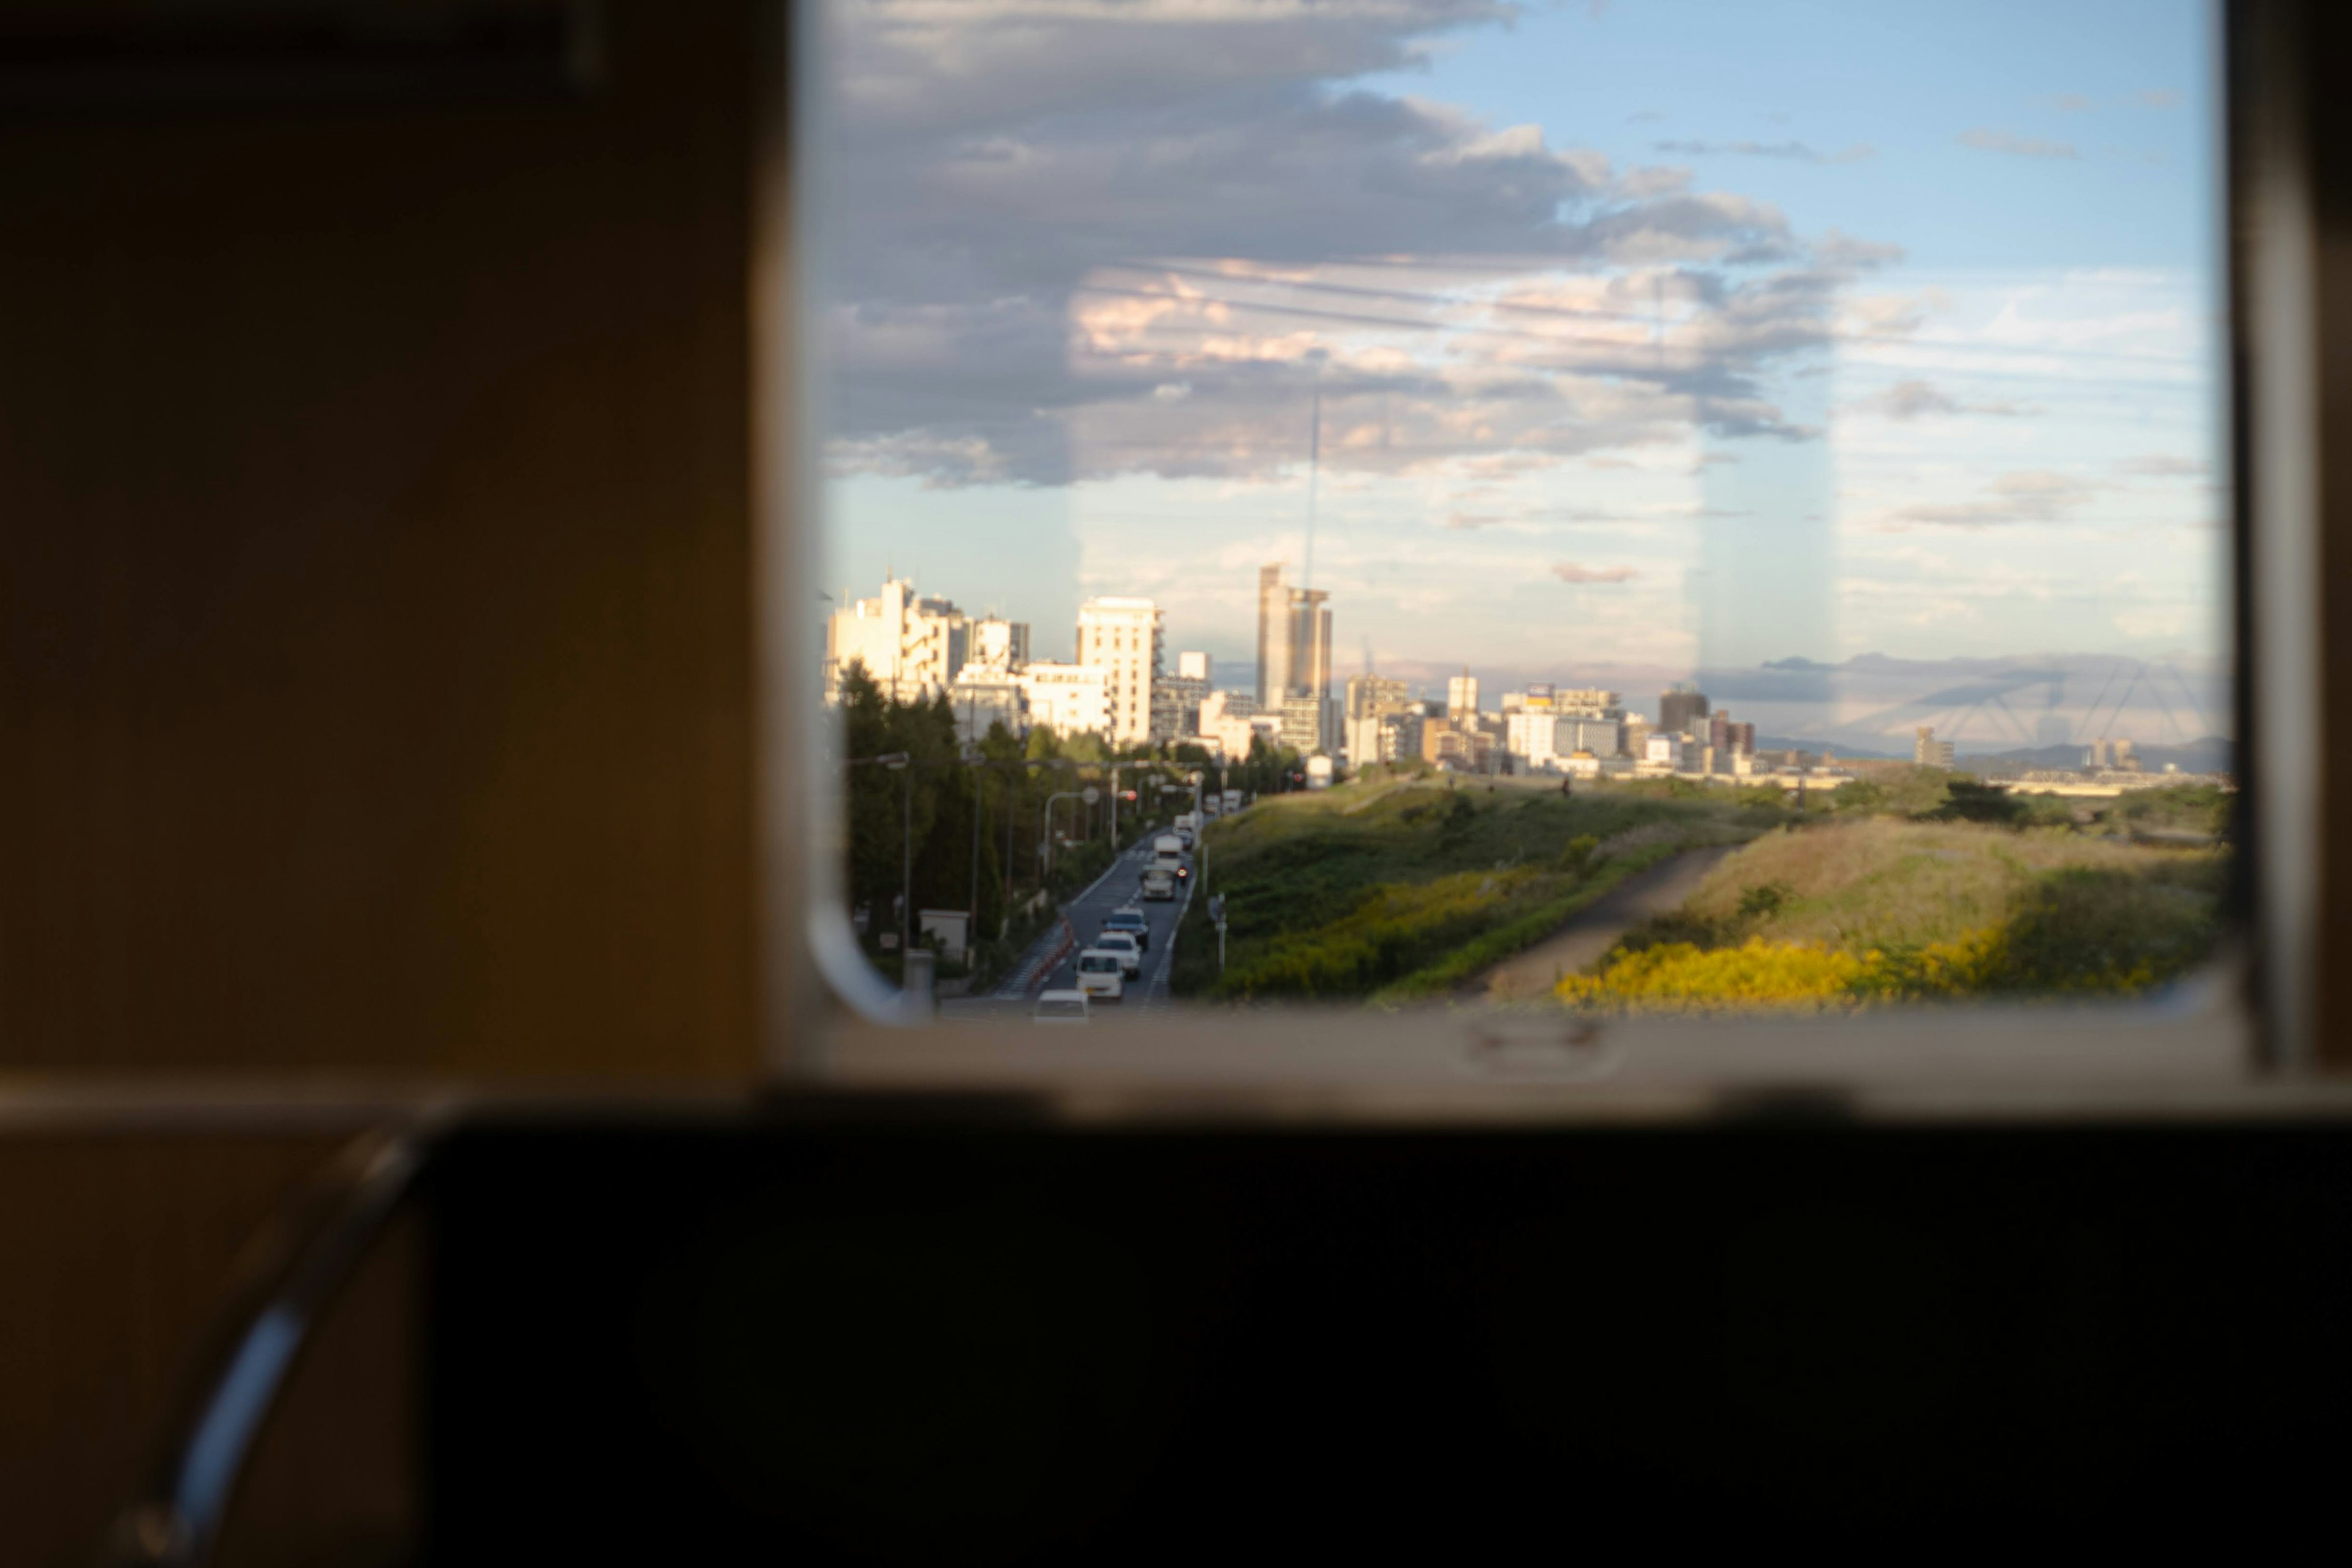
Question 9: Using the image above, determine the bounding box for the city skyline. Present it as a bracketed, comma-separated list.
[819, 0, 2224, 723]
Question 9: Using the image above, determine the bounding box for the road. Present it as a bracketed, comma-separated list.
[1473, 844, 1739, 1003]
[945, 836, 1196, 1019]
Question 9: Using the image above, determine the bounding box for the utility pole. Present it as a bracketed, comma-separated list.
[965, 745, 983, 950]
[876, 752, 913, 959]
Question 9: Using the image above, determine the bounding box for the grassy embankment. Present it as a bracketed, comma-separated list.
[1558, 778, 2231, 1013]
[1166, 777, 1771, 1003]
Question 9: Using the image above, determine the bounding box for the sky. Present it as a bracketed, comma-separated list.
[814, 0, 2225, 752]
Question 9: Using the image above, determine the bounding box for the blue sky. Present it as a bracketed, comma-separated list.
[820, 0, 2225, 748]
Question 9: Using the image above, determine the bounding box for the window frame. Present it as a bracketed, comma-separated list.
[764, 0, 2308, 1096]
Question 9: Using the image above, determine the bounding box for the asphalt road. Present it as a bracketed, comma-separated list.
[963, 836, 1194, 1016]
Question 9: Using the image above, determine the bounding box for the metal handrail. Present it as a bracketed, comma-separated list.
[103, 1129, 428, 1567]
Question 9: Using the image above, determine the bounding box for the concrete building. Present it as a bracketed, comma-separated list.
[1199, 690, 1280, 762]
[1915, 726, 1957, 768]
[1019, 662, 1109, 739]
[1506, 710, 1563, 771]
[1076, 596, 1163, 747]
[967, 616, 1030, 673]
[1177, 650, 1212, 684]
[1150, 672, 1208, 744]
[1447, 669, 1480, 720]
[1644, 733, 1687, 770]
[948, 670, 1026, 744]
[1659, 685, 1709, 736]
[1254, 563, 1335, 749]
[1279, 693, 1327, 755]
[824, 576, 968, 703]
[1343, 674, 1414, 767]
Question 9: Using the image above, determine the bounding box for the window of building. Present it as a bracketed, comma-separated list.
[802, 0, 2242, 1074]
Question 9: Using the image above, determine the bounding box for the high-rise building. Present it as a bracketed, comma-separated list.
[1076, 597, 1164, 747]
[824, 576, 968, 703]
[1177, 650, 1212, 683]
[1253, 563, 1335, 749]
[1915, 726, 1957, 768]
[1447, 669, 1479, 719]
[1659, 684, 1709, 736]
[1255, 565, 1293, 709]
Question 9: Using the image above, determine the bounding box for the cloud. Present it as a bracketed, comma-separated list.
[1446, 512, 1502, 530]
[1653, 140, 1874, 165]
[2135, 88, 2184, 110]
[1957, 127, 2080, 159]
[1626, 109, 1665, 124]
[1553, 562, 1640, 583]
[2117, 454, 2207, 477]
[1849, 378, 2037, 421]
[1888, 470, 2095, 527]
[821, 0, 1895, 487]
[2045, 92, 2095, 113]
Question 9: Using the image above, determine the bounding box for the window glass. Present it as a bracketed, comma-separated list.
[814, 0, 2230, 1023]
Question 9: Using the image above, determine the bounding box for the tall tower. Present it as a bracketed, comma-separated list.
[1256, 564, 1292, 708]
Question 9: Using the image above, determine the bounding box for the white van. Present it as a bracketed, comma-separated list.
[1074, 950, 1125, 1001]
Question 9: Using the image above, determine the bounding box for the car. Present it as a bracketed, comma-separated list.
[1073, 951, 1125, 1001]
[1032, 989, 1091, 1025]
[1176, 826, 1195, 850]
[1093, 929, 1143, 978]
[1102, 908, 1151, 951]
[1139, 867, 1176, 901]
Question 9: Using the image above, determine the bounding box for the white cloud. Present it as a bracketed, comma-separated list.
[1553, 562, 1640, 583]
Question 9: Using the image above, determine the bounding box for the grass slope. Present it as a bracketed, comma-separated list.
[1169, 779, 1770, 1003]
[1569, 816, 2228, 1009]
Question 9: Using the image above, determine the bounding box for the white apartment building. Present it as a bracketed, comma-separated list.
[824, 577, 968, 702]
[1199, 690, 1279, 761]
[967, 617, 1030, 673]
[1019, 663, 1109, 739]
[948, 671, 1027, 744]
[1076, 597, 1163, 747]
[1447, 670, 1479, 719]
[1177, 650, 1212, 683]
[1506, 710, 1561, 771]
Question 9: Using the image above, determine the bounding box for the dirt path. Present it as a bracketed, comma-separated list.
[1471, 845, 1740, 1002]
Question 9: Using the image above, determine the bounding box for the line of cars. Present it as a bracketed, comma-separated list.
[1037, 796, 1243, 1022]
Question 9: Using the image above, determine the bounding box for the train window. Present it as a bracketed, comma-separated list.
[793, 0, 2240, 1073]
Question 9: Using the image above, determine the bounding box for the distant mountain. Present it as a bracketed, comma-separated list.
[1961, 736, 2234, 775]
[1753, 735, 1902, 762]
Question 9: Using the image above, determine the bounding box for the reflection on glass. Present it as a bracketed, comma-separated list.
[816, 0, 2229, 1020]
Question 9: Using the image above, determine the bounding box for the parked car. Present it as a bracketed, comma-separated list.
[1032, 989, 1091, 1025]
[1102, 908, 1151, 951]
[1073, 952, 1125, 1001]
[1093, 929, 1143, 978]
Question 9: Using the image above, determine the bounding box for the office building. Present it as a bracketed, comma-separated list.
[1660, 684, 1709, 736]
[1344, 674, 1414, 767]
[1019, 662, 1109, 739]
[1151, 671, 1209, 744]
[1178, 650, 1212, 684]
[1915, 726, 1957, 768]
[1254, 563, 1335, 749]
[824, 576, 968, 703]
[1076, 596, 1164, 747]
[1447, 669, 1480, 720]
